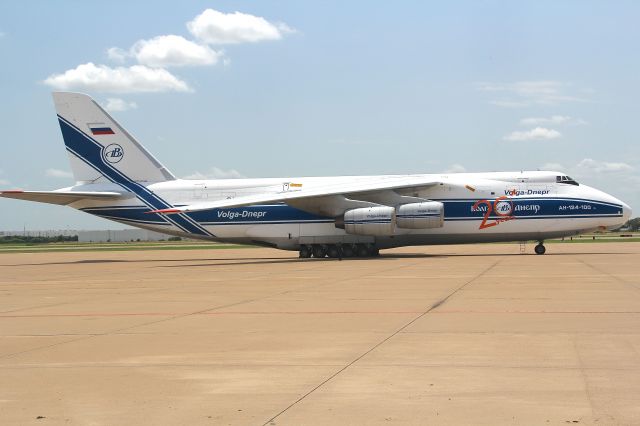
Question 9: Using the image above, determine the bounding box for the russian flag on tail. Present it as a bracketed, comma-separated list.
[88, 123, 115, 135]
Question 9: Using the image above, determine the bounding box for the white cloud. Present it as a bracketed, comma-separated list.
[43, 62, 191, 93]
[478, 81, 588, 107]
[110, 35, 223, 68]
[540, 162, 565, 171]
[488, 100, 528, 108]
[184, 167, 245, 179]
[443, 164, 466, 173]
[544, 159, 638, 197]
[45, 168, 73, 179]
[187, 8, 294, 44]
[503, 127, 562, 141]
[44, 8, 293, 96]
[107, 47, 127, 63]
[577, 158, 634, 173]
[520, 115, 587, 126]
[103, 98, 138, 112]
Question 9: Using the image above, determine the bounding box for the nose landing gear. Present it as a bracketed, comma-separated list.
[534, 242, 546, 255]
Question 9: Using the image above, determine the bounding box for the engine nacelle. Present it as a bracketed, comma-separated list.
[396, 201, 444, 229]
[344, 206, 396, 236]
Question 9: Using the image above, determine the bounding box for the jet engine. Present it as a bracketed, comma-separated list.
[338, 201, 444, 236]
[396, 201, 444, 229]
[343, 206, 396, 236]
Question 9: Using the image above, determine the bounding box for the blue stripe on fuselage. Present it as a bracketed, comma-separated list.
[441, 197, 622, 220]
[81, 197, 622, 229]
[82, 204, 331, 225]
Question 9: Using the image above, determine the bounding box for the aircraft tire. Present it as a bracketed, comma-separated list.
[299, 245, 312, 258]
[327, 245, 341, 258]
[534, 243, 546, 255]
[312, 244, 328, 258]
[355, 244, 369, 257]
[341, 244, 355, 257]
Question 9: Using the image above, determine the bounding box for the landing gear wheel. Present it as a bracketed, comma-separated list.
[341, 244, 354, 257]
[355, 244, 369, 257]
[368, 246, 380, 257]
[312, 244, 328, 258]
[534, 243, 546, 255]
[327, 245, 341, 258]
[299, 245, 312, 258]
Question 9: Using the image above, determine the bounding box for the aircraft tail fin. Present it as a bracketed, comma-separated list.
[52, 92, 175, 184]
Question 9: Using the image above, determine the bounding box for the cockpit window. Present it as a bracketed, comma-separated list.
[556, 175, 579, 186]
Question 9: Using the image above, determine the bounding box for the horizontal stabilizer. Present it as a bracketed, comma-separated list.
[0, 190, 131, 206]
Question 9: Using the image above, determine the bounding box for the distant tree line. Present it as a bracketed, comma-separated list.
[623, 217, 640, 232]
[0, 235, 78, 244]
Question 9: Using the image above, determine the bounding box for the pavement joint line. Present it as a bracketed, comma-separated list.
[196, 258, 438, 315]
[575, 257, 640, 291]
[3, 309, 640, 319]
[262, 259, 501, 425]
[0, 273, 211, 315]
[0, 290, 307, 361]
[1, 334, 102, 337]
[3, 330, 636, 337]
[0, 261, 316, 359]
[0, 301, 81, 315]
[0, 257, 413, 360]
[1, 362, 638, 371]
[2, 245, 639, 424]
[0, 252, 323, 330]
[573, 338, 596, 418]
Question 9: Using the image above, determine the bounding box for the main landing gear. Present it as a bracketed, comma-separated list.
[299, 244, 379, 259]
[534, 241, 546, 255]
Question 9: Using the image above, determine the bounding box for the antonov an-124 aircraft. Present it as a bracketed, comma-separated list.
[1, 92, 632, 257]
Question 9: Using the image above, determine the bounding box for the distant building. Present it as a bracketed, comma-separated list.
[76, 229, 169, 243]
[0, 229, 170, 242]
[0, 229, 79, 238]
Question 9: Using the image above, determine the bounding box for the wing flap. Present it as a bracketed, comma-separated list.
[0, 190, 131, 206]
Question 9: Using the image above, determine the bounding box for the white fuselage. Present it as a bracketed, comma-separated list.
[67, 171, 631, 250]
[5, 93, 629, 255]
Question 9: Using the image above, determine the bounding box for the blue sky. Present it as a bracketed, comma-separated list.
[0, 1, 638, 230]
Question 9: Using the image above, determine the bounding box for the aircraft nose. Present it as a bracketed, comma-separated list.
[622, 202, 632, 222]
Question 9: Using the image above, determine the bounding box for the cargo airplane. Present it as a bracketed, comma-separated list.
[0, 92, 632, 257]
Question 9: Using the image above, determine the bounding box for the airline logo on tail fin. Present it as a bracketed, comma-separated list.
[88, 123, 115, 135]
[103, 143, 124, 163]
[53, 92, 176, 183]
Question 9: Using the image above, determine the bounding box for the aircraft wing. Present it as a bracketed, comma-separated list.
[0, 190, 131, 206]
[150, 176, 453, 215]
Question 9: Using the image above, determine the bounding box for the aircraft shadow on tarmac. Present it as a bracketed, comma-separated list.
[5, 251, 626, 268]
[8, 255, 442, 267]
